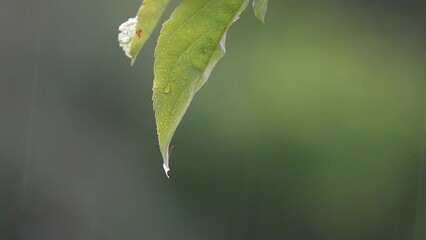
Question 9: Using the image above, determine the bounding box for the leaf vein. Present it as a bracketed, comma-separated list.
[162, 0, 218, 46]
[170, 29, 225, 112]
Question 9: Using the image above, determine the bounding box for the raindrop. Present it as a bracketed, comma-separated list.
[163, 85, 171, 94]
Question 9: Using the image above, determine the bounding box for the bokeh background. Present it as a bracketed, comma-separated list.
[1, 0, 426, 239]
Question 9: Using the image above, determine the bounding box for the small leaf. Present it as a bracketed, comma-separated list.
[252, 0, 268, 23]
[119, 0, 172, 65]
[153, 0, 249, 177]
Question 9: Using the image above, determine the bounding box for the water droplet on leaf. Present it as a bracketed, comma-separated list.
[163, 85, 171, 94]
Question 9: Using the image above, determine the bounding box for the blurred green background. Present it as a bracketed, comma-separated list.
[1, 0, 426, 239]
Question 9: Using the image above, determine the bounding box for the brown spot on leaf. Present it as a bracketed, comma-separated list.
[136, 29, 142, 38]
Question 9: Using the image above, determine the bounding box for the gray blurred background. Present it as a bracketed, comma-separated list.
[1, 0, 426, 239]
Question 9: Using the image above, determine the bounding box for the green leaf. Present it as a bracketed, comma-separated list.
[119, 0, 172, 65]
[153, 0, 249, 177]
[252, 0, 268, 23]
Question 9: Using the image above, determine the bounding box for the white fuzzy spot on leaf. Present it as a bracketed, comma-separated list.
[118, 17, 138, 58]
